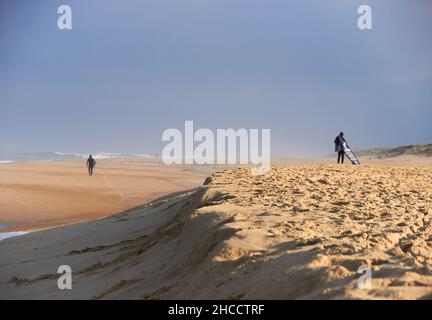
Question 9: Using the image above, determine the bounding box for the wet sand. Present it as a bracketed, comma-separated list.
[0, 158, 206, 232]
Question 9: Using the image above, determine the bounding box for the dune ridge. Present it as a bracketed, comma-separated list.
[0, 164, 431, 299]
[356, 144, 432, 158]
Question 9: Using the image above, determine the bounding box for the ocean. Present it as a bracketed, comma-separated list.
[0, 152, 151, 163]
[0, 224, 28, 241]
[0, 231, 28, 241]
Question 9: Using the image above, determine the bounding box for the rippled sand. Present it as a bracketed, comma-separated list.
[206, 164, 432, 299]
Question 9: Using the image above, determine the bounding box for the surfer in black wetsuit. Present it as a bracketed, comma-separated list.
[334, 132, 346, 164]
[86, 155, 96, 176]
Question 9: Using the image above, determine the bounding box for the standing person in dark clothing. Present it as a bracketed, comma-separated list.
[334, 132, 346, 164]
[86, 155, 96, 176]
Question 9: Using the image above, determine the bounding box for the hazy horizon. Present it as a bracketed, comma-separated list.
[1, 141, 431, 160]
[1, 0, 431, 157]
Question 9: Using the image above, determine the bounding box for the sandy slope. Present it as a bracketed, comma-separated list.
[0, 160, 431, 299]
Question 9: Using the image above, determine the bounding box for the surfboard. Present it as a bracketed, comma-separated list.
[343, 142, 360, 165]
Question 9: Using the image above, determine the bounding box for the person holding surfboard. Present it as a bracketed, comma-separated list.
[334, 132, 346, 164]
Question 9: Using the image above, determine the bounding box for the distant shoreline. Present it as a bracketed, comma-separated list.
[0, 152, 156, 164]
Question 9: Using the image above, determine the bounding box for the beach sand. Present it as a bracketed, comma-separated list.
[0, 156, 431, 299]
[0, 158, 206, 232]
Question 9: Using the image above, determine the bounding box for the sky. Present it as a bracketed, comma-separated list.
[0, 0, 431, 157]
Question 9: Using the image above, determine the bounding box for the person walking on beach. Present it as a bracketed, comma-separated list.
[86, 155, 96, 176]
[334, 132, 346, 164]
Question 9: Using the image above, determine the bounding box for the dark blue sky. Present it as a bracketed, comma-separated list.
[1, 0, 431, 156]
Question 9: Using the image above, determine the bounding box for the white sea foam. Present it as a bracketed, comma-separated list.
[92, 152, 122, 159]
[1, 152, 152, 162]
[54, 152, 86, 158]
[54, 152, 152, 159]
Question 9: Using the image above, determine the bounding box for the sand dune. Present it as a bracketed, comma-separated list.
[356, 144, 432, 158]
[0, 159, 431, 299]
